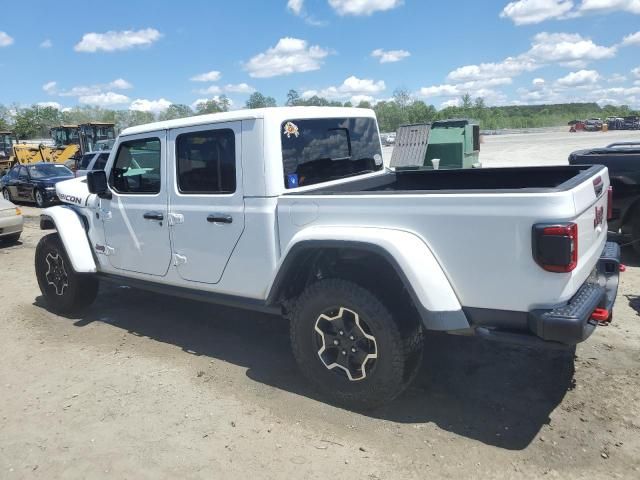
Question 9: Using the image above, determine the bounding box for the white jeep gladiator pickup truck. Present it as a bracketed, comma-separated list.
[36, 107, 621, 409]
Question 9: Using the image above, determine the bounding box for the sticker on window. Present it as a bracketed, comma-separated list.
[283, 122, 300, 138]
[286, 173, 299, 188]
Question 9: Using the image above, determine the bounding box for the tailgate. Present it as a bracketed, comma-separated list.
[572, 167, 609, 283]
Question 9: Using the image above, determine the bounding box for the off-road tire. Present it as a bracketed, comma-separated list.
[2, 188, 11, 202]
[34, 189, 46, 208]
[35, 233, 99, 314]
[1, 232, 21, 244]
[290, 278, 423, 410]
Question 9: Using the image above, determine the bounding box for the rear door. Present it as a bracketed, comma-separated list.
[167, 122, 245, 284]
[100, 132, 172, 276]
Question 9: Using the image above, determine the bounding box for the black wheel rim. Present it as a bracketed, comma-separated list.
[314, 307, 378, 382]
[36, 191, 43, 206]
[45, 252, 69, 296]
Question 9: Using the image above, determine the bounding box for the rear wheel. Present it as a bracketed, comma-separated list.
[290, 279, 423, 410]
[35, 233, 99, 314]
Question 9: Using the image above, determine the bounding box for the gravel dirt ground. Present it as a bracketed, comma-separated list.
[2, 131, 640, 479]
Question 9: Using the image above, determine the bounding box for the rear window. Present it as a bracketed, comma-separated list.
[281, 117, 383, 189]
[79, 154, 95, 169]
[93, 153, 109, 170]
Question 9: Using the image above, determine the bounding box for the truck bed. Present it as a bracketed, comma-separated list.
[291, 165, 601, 195]
[278, 163, 609, 315]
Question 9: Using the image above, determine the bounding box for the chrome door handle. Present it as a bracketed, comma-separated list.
[143, 211, 164, 221]
[207, 213, 233, 224]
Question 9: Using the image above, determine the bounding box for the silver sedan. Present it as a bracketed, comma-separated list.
[0, 197, 23, 243]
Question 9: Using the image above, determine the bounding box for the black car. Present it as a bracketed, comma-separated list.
[0, 163, 74, 208]
[569, 142, 640, 253]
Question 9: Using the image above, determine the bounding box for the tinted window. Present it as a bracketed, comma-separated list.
[281, 117, 383, 189]
[5, 166, 18, 180]
[19, 166, 29, 180]
[28, 164, 73, 179]
[94, 153, 109, 171]
[110, 138, 161, 194]
[79, 153, 95, 169]
[176, 129, 236, 194]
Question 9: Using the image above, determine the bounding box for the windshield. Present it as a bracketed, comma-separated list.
[281, 117, 383, 189]
[28, 164, 73, 179]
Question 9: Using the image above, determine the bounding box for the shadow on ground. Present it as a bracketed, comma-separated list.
[34, 283, 575, 451]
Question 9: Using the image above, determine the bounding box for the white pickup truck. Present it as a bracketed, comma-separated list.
[36, 107, 621, 409]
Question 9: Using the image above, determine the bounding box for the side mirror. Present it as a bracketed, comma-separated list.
[87, 170, 111, 199]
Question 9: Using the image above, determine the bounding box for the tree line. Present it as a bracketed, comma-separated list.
[1, 89, 637, 139]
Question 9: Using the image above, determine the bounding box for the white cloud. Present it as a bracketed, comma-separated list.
[608, 73, 627, 83]
[79, 92, 130, 106]
[108, 78, 133, 90]
[632, 67, 640, 78]
[622, 31, 640, 46]
[350, 95, 375, 105]
[303, 75, 387, 100]
[532, 77, 546, 87]
[501, 0, 640, 24]
[244, 37, 330, 78]
[223, 83, 255, 93]
[190, 70, 222, 82]
[371, 48, 410, 63]
[0, 31, 14, 47]
[287, 0, 304, 15]
[447, 32, 615, 83]
[501, 0, 574, 25]
[37, 101, 62, 109]
[74, 28, 162, 53]
[441, 98, 462, 108]
[556, 69, 601, 86]
[328, 0, 403, 16]
[579, 0, 640, 15]
[528, 32, 616, 63]
[196, 85, 222, 95]
[130, 98, 172, 113]
[40, 39, 53, 48]
[49, 79, 133, 97]
[42, 81, 57, 94]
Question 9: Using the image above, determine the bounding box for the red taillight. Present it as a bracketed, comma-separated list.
[607, 186, 613, 220]
[532, 223, 578, 273]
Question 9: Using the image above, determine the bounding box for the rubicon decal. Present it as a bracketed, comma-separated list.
[58, 193, 83, 205]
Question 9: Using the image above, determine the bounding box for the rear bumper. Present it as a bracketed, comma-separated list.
[471, 242, 621, 347]
[528, 242, 620, 345]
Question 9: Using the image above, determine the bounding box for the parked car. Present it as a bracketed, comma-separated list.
[1, 163, 74, 208]
[623, 116, 639, 130]
[75, 150, 111, 178]
[36, 107, 620, 409]
[0, 197, 23, 243]
[584, 118, 603, 132]
[382, 132, 396, 146]
[570, 141, 640, 253]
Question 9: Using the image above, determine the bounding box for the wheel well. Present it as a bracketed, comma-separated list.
[271, 245, 422, 336]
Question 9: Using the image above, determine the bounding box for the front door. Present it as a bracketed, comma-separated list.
[168, 122, 245, 284]
[101, 132, 172, 276]
[17, 166, 31, 200]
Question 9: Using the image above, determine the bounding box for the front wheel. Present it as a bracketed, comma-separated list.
[2, 188, 11, 202]
[35, 233, 99, 314]
[34, 189, 46, 208]
[290, 279, 423, 410]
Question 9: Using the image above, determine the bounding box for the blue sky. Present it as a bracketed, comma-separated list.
[1, 0, 639, 112]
